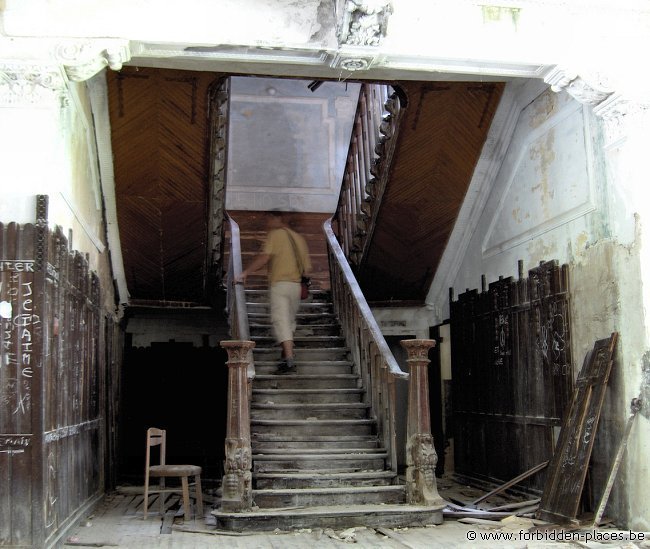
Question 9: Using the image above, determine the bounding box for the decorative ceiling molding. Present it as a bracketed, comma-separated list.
[337, 0, 393, 46]
[0, 62, 65, 107]
[593, 93, 650, 148]
[544, 66, 614, 107]
[54, 39, 131, 82]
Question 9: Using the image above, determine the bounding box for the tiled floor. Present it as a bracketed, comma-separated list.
[60, 478, 648, 549]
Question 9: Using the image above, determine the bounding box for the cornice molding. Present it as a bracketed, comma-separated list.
[54, 39, 131, 82]
[0, 62, 66, 107]
[544, 66, 614, 107]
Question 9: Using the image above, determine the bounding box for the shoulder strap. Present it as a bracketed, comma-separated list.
[283, 229, 304, 275]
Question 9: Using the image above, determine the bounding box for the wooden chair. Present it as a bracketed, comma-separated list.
[143, 427, 203, 521]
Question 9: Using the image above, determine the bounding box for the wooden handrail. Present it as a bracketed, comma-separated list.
[324, 218, 406, 473]
[324, 219, 406, 379]
[224, 214, 253, 378]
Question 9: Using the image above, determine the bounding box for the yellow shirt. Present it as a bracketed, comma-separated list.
[263, 228, 312, 285]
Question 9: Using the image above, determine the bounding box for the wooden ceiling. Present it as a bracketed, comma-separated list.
[358, 81, 505, 303]
[107, 67, 223, 304]
[108, 67, 504, 306]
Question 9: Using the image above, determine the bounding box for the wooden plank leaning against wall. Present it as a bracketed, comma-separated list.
[0, 196, 122, 548]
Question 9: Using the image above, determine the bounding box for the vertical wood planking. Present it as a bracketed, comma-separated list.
[0, 219, 107, 546]
[450, 260, 573, 491]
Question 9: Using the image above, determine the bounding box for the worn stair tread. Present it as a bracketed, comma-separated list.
[252, 434, 379, 442]
[251, 418, 375, 425]
[248, 312, 336, 319]
[254, 374, 358, 380]
[254, 346, 349, 351]
[252, 485, 404, 496]
[253, 448, 387, 456]
[254, 470, 395, 479]
[252, 401, 368, 408]
[253, 388, 363, 394]
[254, 359, 353, 366]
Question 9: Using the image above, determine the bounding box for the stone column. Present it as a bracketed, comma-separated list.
[401, 338, 444, 507]
[220, 340, 255, 512]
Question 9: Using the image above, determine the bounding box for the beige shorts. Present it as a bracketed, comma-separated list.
[269, 281, 301, 344]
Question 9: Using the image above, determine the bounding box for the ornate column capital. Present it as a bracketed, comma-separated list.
[221, 339, 256, 365]
[53, 39, 131, 82]
[0, 62, 66, 107]
[337, 0, 393, 46]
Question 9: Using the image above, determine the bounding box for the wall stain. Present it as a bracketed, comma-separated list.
[528, 89, 558, 129]
[530, 129, 556, 220]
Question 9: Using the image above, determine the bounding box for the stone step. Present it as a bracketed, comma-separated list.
[251, 434, 381, 451]
[252, 485, 405, 509]
[254, 470, 397, 489]
[253, 452, 387, 473]
[252, 388, 364, 404]
[252, 335, 346, 348]
[254, 360, 354, 376]
[250, 324, 341, 337]
[246, 302, 333, 315]
[250, 402, 370, 420]
[212, 503, 444, 532]
[251, 418, 375, 437]
[248, 312, 337, 325]
[253, 374, 359, 390]
[253, 347, 349, 361]
[245, 289, 331, 303]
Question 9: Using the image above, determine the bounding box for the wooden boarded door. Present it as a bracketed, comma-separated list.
[450, 260, 572, 491]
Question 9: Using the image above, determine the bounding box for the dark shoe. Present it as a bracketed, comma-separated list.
[276, 358, 296, 375]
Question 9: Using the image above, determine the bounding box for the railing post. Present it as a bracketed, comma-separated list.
[220, 339, 255, 512]
[401, 339, 444, 507]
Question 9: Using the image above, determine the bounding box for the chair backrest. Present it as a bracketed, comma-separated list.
[145, 427, 167, 469]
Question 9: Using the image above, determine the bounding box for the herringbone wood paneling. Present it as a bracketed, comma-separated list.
[108, 67, 223, 303]
[360, 82, 505, 302]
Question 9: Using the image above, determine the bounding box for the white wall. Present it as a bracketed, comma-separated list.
[431, 80, 650, 528]
[0, 76, 116, 313]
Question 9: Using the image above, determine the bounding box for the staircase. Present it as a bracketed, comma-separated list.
[213, 285, 444, 530]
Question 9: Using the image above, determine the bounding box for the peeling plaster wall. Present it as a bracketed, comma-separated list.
[0, 81, 116, 313]
[441, 83, 650, 527]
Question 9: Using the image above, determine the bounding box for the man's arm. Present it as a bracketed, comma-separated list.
[236, 253, 270, 284]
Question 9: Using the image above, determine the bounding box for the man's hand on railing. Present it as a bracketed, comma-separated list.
[234, 272, 247, 285]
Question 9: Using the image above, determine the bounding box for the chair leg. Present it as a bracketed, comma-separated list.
[181, 476, 191, 522]
[159, 478, 166, 517]
[194, 475, 204, 520]
[143, 475, 149, 519]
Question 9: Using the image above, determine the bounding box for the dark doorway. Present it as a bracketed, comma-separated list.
[118, 340, 229, 485]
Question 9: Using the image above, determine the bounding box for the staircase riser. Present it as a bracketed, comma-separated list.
[214, 508, 444, 532]
[253, 338, 345, 349]
[249, 314, 337, 325]
[254, 378, 358, 389]
[253, 489, 404, 508]
[253, 458, 385, 472]
[245, 293, 331, 303]
[251, 423, 373, 437]
[254, 349, 349, 361]
[254, 364, 353, 376]
[247, 303, 333, 315]
[251, 408, 368, 420]
[254, 476, 395, 490]
[251, 326, 340, 337]
[252, 440, 380, 451]
[253, 393, 363, 404]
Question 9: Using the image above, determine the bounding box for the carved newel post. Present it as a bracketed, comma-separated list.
[220, 340, 255, 512]
[401, 339, 444, 507]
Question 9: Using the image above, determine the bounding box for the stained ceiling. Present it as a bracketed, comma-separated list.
[108, 67, 504, 306]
